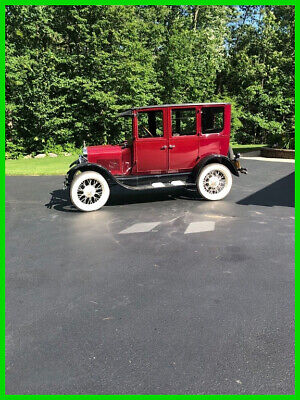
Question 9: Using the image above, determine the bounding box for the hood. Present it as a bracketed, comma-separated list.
[87, 144, 122, 156]
[86, 144, 131, 175]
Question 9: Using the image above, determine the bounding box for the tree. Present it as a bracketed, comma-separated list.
[5, 5, 161, 155]
[225, 5, 294, 148]
[155, 5, 229, 103]
[5, 5, 295, 157]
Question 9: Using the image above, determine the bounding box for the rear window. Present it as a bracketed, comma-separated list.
[201, 107, 224, 134]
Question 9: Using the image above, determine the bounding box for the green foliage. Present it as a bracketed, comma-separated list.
[43, 138, 80, 155]
[225, 5, 294, 148]
[5, 141, 24, 159]
[5, 5, 295, 156]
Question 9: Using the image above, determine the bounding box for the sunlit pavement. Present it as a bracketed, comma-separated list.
[6, 159, 294, 394]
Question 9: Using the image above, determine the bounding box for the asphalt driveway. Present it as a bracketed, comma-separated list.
[5, 159, 295, 394]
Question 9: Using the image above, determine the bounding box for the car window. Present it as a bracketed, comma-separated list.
[171, 108, 196, 136]
[201, 107, 224, 134]
[137, 110, 163, 138]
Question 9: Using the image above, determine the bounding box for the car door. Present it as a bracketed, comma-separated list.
[168, 107, 200, 172]
[135, 108, 168, 174]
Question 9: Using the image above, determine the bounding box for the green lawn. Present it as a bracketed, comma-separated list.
[5, 155, 78, 176]
[231, 143, 266, 153]
[5, 144, 266, 176]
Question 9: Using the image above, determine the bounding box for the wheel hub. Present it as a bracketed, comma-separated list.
[208, 176, 220, 188]
[83, 185, 96, 198]
[203, 170, 226, 194]
[77, 178, 103, 204]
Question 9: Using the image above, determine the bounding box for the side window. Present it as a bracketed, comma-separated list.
[201, 107, 224, 134]
[172, 108, 196, 136]
[137, 110, 163, 138]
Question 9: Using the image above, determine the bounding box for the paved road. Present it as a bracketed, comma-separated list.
[6, 159, 294, 394]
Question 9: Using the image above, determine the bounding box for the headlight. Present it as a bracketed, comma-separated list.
[82, 147, 87, 156]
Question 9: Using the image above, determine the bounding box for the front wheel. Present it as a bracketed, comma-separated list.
[70, 171, 110, 212]
[196, 163, 232, 201]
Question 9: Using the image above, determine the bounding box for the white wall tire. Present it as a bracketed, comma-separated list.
[197, 163, 232, 201]
[70, 171, 110, 212]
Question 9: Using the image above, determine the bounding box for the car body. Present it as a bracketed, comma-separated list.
[65, 103, 247, 211]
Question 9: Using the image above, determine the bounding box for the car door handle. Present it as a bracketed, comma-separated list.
[169, 145, 175, 149]
[160, 145, 167, 150]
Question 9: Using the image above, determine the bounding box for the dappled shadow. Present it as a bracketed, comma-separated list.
[237, 172, 295, 208]
[45, 185, 191, 212]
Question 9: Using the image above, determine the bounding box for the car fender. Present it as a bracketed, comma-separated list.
[193, 154, 239, 180]
[66, 162, 118, 187]
[65, 162, 142, 191]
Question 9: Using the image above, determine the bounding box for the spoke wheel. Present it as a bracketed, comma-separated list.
[77, 178, 103, 205]
[203, 170, 226, 195]
[70, 171, 110, 211]
[197, 163, 232, 201]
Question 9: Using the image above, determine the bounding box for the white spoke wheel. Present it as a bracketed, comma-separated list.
[70, 171, 110, 212]
[197, 163, 232, 201]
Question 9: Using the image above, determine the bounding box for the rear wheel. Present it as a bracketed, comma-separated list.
[196, 163, 232, 201]
[70, 171, 110, 211]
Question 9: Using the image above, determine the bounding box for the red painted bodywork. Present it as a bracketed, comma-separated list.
[87, 145, 132, 175]
[86, 103, 231, 176]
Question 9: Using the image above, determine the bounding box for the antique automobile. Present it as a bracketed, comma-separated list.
[64, 103, 247, 212]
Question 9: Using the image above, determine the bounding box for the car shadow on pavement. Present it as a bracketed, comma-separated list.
[45, 188, 80, 212]
[45, 186, 193, 212]
[237, 172, 295, 208]
[106, 186, 183, 206]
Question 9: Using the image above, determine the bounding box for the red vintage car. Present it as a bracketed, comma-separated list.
[64, 103, 247, 212]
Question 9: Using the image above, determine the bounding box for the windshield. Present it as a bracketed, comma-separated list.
[119, 116, 133, 143]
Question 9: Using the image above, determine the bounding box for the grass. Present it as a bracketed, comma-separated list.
[5, 155, 78, 176]
[5, 144, 266, 176]
[231, 143, 266, 153]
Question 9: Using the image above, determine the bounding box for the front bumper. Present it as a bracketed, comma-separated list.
[63, 175, 69, 190]
[63, 155, 87, 189]
[233, 155, 248, 174]
[63, 165, 78, 189]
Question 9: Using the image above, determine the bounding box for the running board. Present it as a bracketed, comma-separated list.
[120, 180, 194, 191]
[152, 180, 185, 188]
[114, 172, 195, 191]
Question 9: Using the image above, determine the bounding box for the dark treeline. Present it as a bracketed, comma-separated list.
[5, 5, 294, 157]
